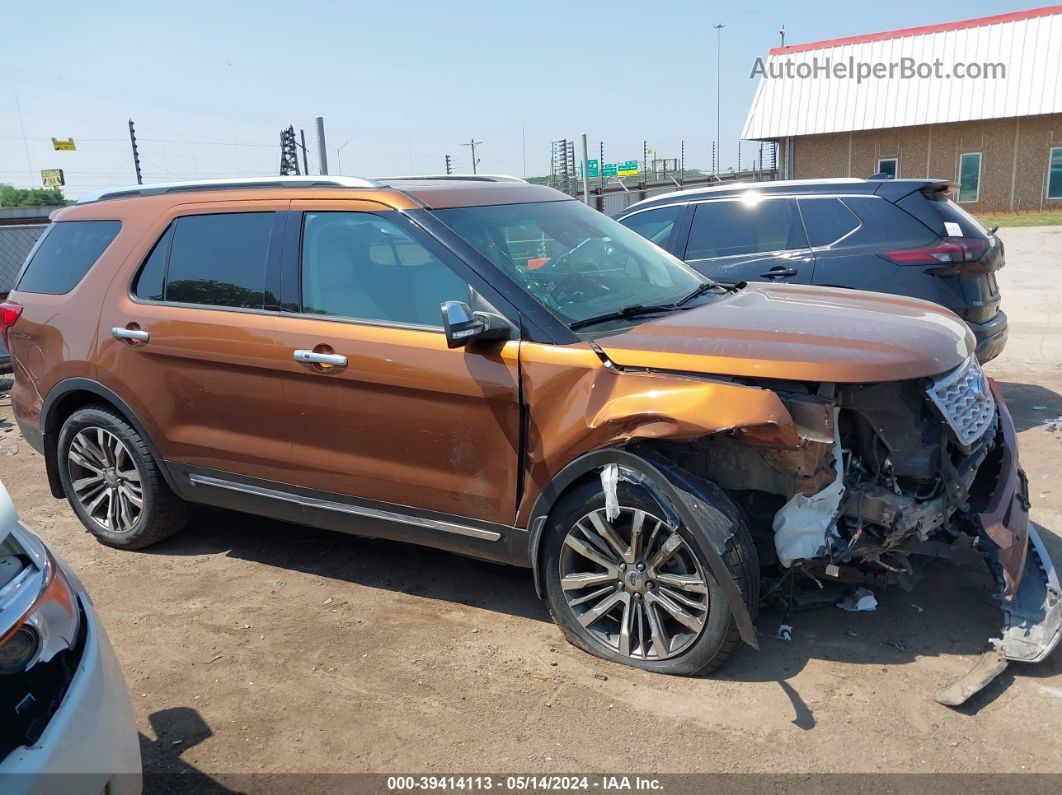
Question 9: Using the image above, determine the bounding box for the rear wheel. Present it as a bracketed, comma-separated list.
[542, 476, 757, 676]
[57, 404, 188, 549]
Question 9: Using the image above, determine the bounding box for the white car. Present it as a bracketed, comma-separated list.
[0, 480, 141, 794]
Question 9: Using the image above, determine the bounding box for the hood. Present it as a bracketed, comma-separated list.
[595, 283, 973, 383]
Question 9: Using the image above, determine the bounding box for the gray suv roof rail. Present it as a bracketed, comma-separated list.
[76, 176, 384, 204]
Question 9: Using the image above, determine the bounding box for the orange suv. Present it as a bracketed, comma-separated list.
[2, 176, 1056, 701]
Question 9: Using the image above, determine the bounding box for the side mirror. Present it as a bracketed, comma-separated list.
[441, 301, 509, 349]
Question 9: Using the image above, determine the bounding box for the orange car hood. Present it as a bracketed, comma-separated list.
[594, 283, 973, 383]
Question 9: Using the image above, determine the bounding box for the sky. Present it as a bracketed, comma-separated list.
[1, 0, 1050, 199]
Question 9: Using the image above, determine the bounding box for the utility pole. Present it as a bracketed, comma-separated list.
[714, 23, 724, 175]
[580, 133, 591, 205]
[599, 141, 604, 191]
[279, 126, 300, 176]
[642, 140, 647, 177]
[779, 25, 786, 48]
[128, 119, 143, 185]
[315, 116, 329, 175]
[445, 154, 453, 175]
[461, 138, 483, 174]
[680, 140, 685, 182]
[299, 129, 310, 176]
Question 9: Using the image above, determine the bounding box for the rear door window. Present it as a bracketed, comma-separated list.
[16, 220, 121, 294]
[617, 205, 683, 249]
[685, 198, 806, 259]
[797, 198, 860, 247]
[161, 213, 274, 309]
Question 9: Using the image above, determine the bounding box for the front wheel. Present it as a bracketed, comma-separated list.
[57, 404, 188, 549]
[541, 476, 757, 676]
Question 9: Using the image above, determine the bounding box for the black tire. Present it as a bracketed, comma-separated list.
[542, 473, 759, 676]
[57, 403, 188, 549]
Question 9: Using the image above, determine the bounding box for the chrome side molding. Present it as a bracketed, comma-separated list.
[187, 473, 503, 542]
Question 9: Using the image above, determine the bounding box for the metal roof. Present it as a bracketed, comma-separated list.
[742, 5, 1062, 139]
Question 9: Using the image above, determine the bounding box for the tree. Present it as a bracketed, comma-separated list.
[0, 183, 66, 208]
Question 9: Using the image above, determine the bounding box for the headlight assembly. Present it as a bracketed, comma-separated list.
[0, 550, 79, 677]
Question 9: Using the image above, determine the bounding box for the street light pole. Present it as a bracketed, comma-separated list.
[315, 116, 329, 175]
[714, 23, 724, 175]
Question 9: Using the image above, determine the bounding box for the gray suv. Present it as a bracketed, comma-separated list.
[616, 178, 1007, 363]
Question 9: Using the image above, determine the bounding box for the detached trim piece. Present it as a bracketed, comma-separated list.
[187, 474, 502, 542]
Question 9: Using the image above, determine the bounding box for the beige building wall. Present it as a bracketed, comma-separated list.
[780, 113, 1062, 212]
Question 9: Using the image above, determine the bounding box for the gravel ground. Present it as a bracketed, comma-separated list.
[1, 227, 1060, 785]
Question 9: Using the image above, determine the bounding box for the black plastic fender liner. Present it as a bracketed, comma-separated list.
[526, 448, 759, 649]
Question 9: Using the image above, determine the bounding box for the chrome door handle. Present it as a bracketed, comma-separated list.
[111, 327, 150, 342]
[293, 349, 347, 366]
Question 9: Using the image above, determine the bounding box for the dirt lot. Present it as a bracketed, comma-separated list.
[2, 227, 1061, 782]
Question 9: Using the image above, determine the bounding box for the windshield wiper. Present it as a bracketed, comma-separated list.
[569, 303, 676, 330]
[675, 281, 718, 306]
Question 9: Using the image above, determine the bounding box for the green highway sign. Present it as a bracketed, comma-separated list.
[602, 163, 618, 177]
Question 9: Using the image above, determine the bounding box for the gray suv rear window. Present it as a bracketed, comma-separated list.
[16, 220, 121, 295]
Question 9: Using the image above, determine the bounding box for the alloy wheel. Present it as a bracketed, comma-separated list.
[66, 427, 144, 533]
[558, 506, 710, 660]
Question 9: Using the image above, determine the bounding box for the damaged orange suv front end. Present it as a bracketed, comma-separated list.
[5, 177, 1056, 704]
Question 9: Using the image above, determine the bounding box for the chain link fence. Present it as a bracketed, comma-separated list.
[0, 224, 47, 292]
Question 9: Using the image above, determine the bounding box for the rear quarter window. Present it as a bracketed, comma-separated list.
[896, 191, 989, 238]
[15, 220, 122, 295]
[840, 196, 936, 248]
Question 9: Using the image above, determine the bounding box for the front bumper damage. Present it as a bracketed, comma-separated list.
[936, 381, 1061, 705]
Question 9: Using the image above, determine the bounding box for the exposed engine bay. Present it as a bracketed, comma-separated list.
[658, 355, 1060, 703]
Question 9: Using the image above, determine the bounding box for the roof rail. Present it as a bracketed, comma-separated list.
[380, 174, 527, 183]
[76, 176, 383, 204]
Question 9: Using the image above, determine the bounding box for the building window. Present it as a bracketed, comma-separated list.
[876, 157, 898, 179]
[957, 152, 982, 203]
[1048, 147, 1062, 200]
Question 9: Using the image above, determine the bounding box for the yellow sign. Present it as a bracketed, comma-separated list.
[51, 137, 76, 151]
[41, 169, 65, 187]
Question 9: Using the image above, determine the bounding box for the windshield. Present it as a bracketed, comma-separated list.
[433, 200, 713, 326]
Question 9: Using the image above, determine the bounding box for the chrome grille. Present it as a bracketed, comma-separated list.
[926, 356, 996, 447]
